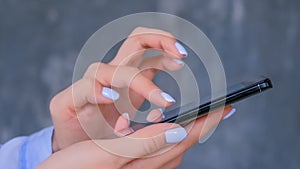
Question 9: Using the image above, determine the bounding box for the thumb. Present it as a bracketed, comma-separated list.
[94, 123, 187, 165]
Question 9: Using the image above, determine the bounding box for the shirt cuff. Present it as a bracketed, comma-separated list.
[20, 126, 54, 169]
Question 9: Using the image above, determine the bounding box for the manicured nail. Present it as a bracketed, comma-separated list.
[165, 127, 187, 143]
[158, 108, 165, 119]
[122, 112, 130, 125]
[175, 42, 188, 57]
[102, 87, 120, 100]
[173, 59, 185, 66]
[223, 108, 236, 120]
[198, 126, 217, 144]
[161, 92, 176, 103]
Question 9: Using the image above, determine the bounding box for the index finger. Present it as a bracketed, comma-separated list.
[109, 27, 187, 66]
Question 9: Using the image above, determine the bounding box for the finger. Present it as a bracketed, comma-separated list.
[197, 107, 236, 143]
[51, 78, 120, 112]
[195, 106, 233, 141]
[95, 122, 187, 166]
[127, 106, 233, 167]
[139, 55, 185, 80]
[37, 140, 123, 169]
[110, 27, 187, 65]
[142, 55, 185, 71]
[114, 108, 165, 137]
[175, 106, 233, 154]
[114, 113, 133, 136]
[85, 62, 176, 107]
[146, 108, 164, 122]
[73, 79, 121, 108]
[115, 55, 185, 112]
[50, 78, 120, 119]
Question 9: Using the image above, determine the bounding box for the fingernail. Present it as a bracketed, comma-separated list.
[173, 59, 185, 66]
[223, 108, 236, 120]
[175, 42, 188, 57]
[122, 112, 130, 125]
[158, 108, 165, 119]
[165, 127, 187, 143]
[102, 87, 120, 100]
[198, 126, 217, 144]
[161, 92, 176, 103]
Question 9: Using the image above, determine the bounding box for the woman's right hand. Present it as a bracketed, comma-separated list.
[50, 27, 188, 152]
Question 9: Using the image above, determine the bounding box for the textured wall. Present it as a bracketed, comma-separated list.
[0, 0, 299, 168]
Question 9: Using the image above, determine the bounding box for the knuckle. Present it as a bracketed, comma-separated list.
[49, 95, 58, 114]
[78, 79, 98, 103]
[88, 62, 99, 71]
[131, 27, 174, 39]
[85, 62, 101, 77]
[131, 26, 146, 34]
[49, 93, 63, 117]
[85, 62, 110, 84]
[142, 138, 160, 155]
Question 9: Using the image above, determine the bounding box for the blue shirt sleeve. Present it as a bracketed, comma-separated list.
[0, 126, 53, 169]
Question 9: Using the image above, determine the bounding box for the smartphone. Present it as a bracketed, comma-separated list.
[128, 77, 273, 132]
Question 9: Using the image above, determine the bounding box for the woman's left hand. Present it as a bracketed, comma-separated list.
[38, 106, 232, 169]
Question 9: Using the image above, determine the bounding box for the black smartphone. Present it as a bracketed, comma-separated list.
[128, 77, 273, 132]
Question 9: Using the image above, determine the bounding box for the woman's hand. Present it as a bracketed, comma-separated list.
[38, 107, 232, 169]
[50, 27, 188, 152]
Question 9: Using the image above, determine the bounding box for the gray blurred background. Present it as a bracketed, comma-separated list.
[0, 0, 299, 168]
